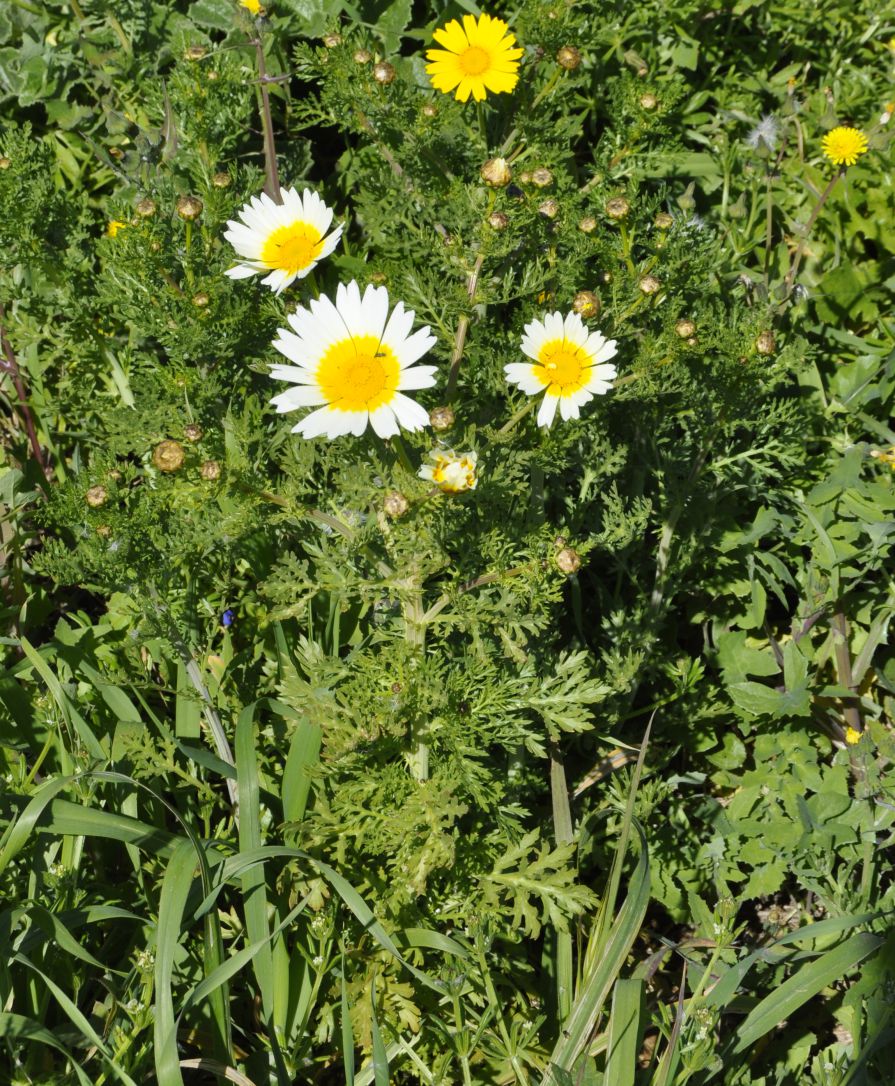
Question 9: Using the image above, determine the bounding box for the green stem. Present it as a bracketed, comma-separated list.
[404, 592, 428, 781]
[391, 433, 414, 474]
[550, 746, 573, 1023]
[497, 398, 537, 435]
[451, 993, 474, 1086]
[255, 39, 282, 201]
[780, 169, 842, 305]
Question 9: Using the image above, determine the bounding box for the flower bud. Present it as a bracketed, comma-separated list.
[675, 319, 696, 338]
[518, 171, 532, 185]
[578, 216, 597, 233]
[421, 102, 437, 117]
[96, 524, 111, 537]
[212, 171, 231, 188]
[373, 61, 396, 85]
[184, 424, 203, 442]
[109, 146, 124, 160]
[184, 45, 207, 62]
[135, 197, 156, 218]
[207, 70, 219, 82]
[538, 198, 559, 219]
[639, 93, 658, 110]
[200, 459, 221, 480]
[654, 211, 674, 229]
[370, 271, 387, 284]
[556, 45, 581, 70]
[429, 405, 455, 431]
[0, 157, 10, 170]
[605, 196, 630, 220]
[488, 211, 509, 230]
[531, 167, 553, 188]
[176, 195, 203, 220]
[192, 292, 210, 308]
[686, 336, 698, 347]
[639, 274, 661, 294]
[322, 33, 341, 47]
[481, 157, 512, 187]
[152, 440, 185, 473]
[573, 290, 600, 318]
[556, 547, 581, 574]
[86, 485, 108, 508]
[676, 182, 696, 211]
[756, 330, 776, 355]
[353, 48, 371, 63]
[383, 490, 409, 518]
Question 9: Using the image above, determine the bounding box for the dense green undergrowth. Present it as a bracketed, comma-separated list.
[1, 0, 894, 1083]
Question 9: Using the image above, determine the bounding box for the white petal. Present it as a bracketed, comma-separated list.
[225, 264, 258, 280]
[393, 327, 437, 368]
[271, 386, 327, 411]
[505, 362, 544, 395]
[543, 311, 564, 342]
[537, 394, 559, 428]
[382, 301, 414, 347]
[261, 268, 295, 295]
[360, 284, 390, 342]
[562, 311, 588, 346]
[294, 406, 337, 439]
[559, 395, 581, 422]
[334, 281, 364, 338]
[269, 362, 316, 384]
[348, 411, 369, 437]
[390, 393, 429, 432]
[369, 403, 400, 438]
[585, 362, 618, 390]
[593, 340, 618, 363]
[397, 365, 438, 391]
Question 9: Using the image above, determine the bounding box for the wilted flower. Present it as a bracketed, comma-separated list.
[86, 485, 108, 508]
[429, 405, 455, 431]
[152, 440, 185, 472]
[383, 491, 409, 517]
[556, 547, 581, 574]
[481, 157, 512, 187]
[270, 281, 437, 440]
[184, 424, 203, 442]
[488, 211, 509, 230]
[135, 198, 156, 218]
[639, 274, 661, 294]
[605, 196, 630, 220]
[755, 330, 776, 355]
[419, 450, 478, 493]
[426, 14, 523, 102]
[675, 319, 696, 338]
[572, 291, 600, 318]
[200, 459, 221, 480]
[353, 48, 372, 63]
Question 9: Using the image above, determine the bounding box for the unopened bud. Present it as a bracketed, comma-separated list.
[96, 524, 111, 537]
[109, 147, 124, 160]
[152, 440, 185, 473]
[578, 216, 597, 233]
[518, 171, 532, 185]
[135, 197, 156, 218]
[429, 406, 455, 431]
[383, 491, 409, 518]
[675, 319, 696, 338]
[322, 33, 341, 47]
[0, 157, 10, 170]
[556, 45, 581, 70]
[370, 271, 387, 284]
[200, 459, 221, 480]
[184, 424, 203, 442]
[556, 547, 581, 574]
[206, 70, 219, 82]
[531, 167, 553, 188]
[639, 274, 661, 294]
[573, 290, 600, 318]
[184, 45, 207, 61]
[481, 157, 512, 187]
[212, 171, 231, 188]
[756, 330, 776, 355]
[421, 102, 437, 117]
[639, 93, 658, 110]
[686, 336, 698, 347]
[353, 48, 371, 63]
[176, 195, 203, 220]
[488, 211, 509, 230]
[192, 292, 210, 308]
[677, 183, 696, 211]
[605, 196, 630, 220]
[373, 61, 396, 85]
[538, 198, 560, 218]
[86, 485, 108, 508]
[654, 211, 674, 229]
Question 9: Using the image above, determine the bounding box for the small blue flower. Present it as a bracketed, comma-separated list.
[221, 609, 235, 628]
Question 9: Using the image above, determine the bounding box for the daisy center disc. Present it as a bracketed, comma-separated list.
[458, 45, 491, 75]
[537, 340, 589, 393]
[317, 335, 400, 413]
[261, 221, 323, 274]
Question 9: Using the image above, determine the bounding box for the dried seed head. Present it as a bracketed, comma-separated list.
[135, 197, 157, 218]
[578, 216, 597, 233]
[538, 198, 560, 219]
[556, 547, 582, 574]
[200, 459, 221, 481]
[573, 290, 601, 318]
[150, 240, 161, 252]
[373, 61, 396, 84]
[383, 491, 409, 518]
[322, 33, 341, 47]
[353, 48, 371, 63]
[184, 45, 207, 61]
[554, 535, 567, 547]
[756, 330, 776, 355]
[152, 440, 185, 473]
[518, 171, 532, 185]
[206, 69, 219, 82]
[639, 274, 661, 294]
[675, 318, 696, 338]
[605, 196, 630, 220]
[686, 336, 698, 347]
[556, 45, 581, 70]
[184, 424, 203, 442]
[481, 157, 512, 187]
[488, 211, 509, 230]
[96, 524, 111, 537]
[86, 485, 108, 508]
[176, 195, 203, 220]
[429, 405, 455, 431]
[531, 167, 553, 188]
[212, 171, 231, 188]
[370, 271, 387, 284]
[192, 292, 210, 308]
[421, 102, 437, 117]
[639, 93, 658, 110]
[0, 157, 10, 170]
[109, 470, 122, 480]
[654, 211, 674, 229]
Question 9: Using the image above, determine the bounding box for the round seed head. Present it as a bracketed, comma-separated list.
[373, 61, 396, 85]
[353, 48, 371, 63]
[756, 330, 776, 355]
[323, 33, 341, 47]
[538, 198, 560, 219]
[184, 45, 207, 61]
[96, 524, 111, 537]
[192, 292, 210, 308]
[135, 197, 156, 218]
[481, 157, 512, 187]
[176, 195, 203, 220]
[200, 459, 221, 481]
[556, 547, 581, 574]
[421, 102, 437, 117]
[86, 485, 108, 508]
[184, 424, 203, 442]
[212, 171, 231, 188]
[0, 157, 10, 170]
[654, 211, 674, 229]
[675, 319, 696, 338]
[573, 290, 600, 318]
[639, 274, 661, 294]
[531, 167, 553, 188]
[686, 336, 698, 347]
[383, 491, 409, 518]
[488, 211, 509, 230]
[639, 93, 658, 110]
[429, 406, 455, 431]
[606, 196, 630, 220]
[152, 440, 185, 473]
[578, 216, 597, 233]
[556, 45, 581, 70]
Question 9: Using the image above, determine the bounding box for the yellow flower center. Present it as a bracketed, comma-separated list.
[535, 339, 590, 394]
[458, 46, 491, 75]
[261, 221, 323, 274]
[317, 335, 400, 412]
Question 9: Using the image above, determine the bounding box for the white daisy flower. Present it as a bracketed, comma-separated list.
[270, 280, 438, 440]
[419, 450, 478, 493]
[505, 311, 618, 428]
[223, 186, 343, 294]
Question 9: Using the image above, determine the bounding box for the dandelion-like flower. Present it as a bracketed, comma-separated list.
[270, 280, 437, 440]
[746, 114, 779, 151]
[505, 311, 618, 428]
[821, 126, 868, 167]
[425, 14, 523, 102]
[240, 0, 263, 14]
[419, 450, 478, 493]
[106, 220, 127, 237]
[224, 187, 342, 294]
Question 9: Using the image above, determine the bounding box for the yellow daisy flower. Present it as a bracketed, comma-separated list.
[270, 281, 438, 439]
[425, 13, 523, 103]
[224, 186, 342, 295]
[844, 726, 862, 745]
[240, 0, 264, 14]
[106, 220, 127, 237]
[419, 450, 478, 493]
[821, 126, 868, 168]
[505, 311, 618, 428]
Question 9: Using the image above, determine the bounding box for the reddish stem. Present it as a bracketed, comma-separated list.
[0, 302, 48, 485]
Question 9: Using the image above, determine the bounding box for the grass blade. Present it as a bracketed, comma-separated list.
[604, 977, 643, 1086]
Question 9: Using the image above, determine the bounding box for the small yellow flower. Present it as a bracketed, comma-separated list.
[425, 14, 523, 103]
[821, 126, 868, 168]
[870, 446, 895, 469]
[106, 220, 127, 238]
[240, 0, 264, 14]
[419, 450, 478, 493]
[844, 726, 862, 745]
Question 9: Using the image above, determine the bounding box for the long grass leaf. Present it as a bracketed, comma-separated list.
[154, 839, 198, 1086]
[370, 981, 390, 1086]
[0, 1011, 94, 1085]
[604, 977, 643, 1086]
